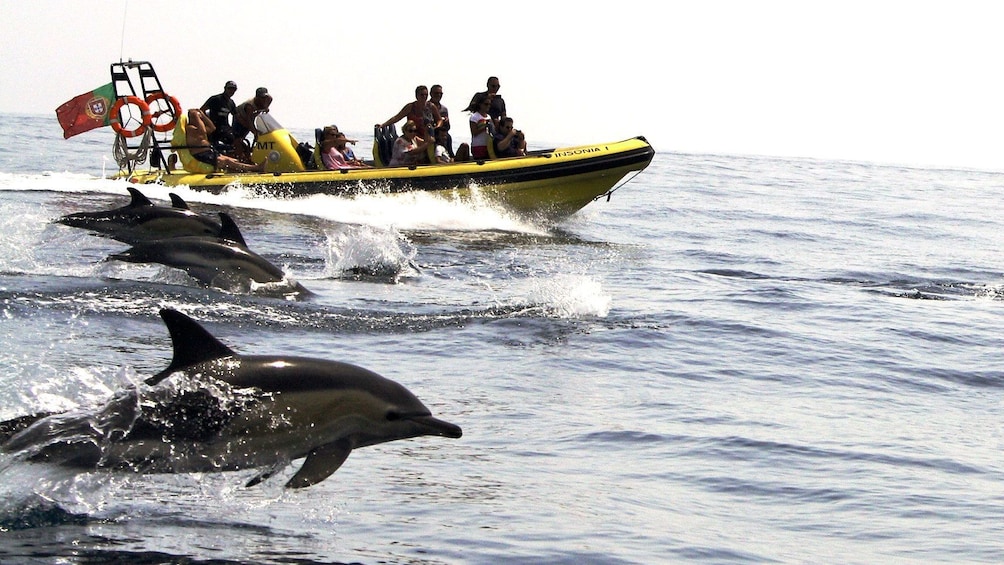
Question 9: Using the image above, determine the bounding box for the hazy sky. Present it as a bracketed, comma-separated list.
[2, 1, 1002, 170]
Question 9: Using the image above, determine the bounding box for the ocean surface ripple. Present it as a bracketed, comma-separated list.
[0, 114, 1002, 564]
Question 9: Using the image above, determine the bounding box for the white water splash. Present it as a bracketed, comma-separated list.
[518, 274, 612, 318]
[321, 224, 418, 280]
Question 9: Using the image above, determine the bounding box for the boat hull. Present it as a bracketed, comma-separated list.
[127, 137, 655, 220]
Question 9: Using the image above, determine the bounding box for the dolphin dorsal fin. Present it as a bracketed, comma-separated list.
[217, 212, 248, 247]
[146, 309, 236, 386]
[169, 193, 191, 210]
[127, 187, 153, 208]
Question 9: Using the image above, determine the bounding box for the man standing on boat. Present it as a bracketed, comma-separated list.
[465, 77, 506, 129]
[232, 87, 273, 156]
[200, 80, 238, 150]
[429, 84, 453, 157]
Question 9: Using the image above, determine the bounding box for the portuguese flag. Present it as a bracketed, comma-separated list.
[55, 83, 116, 139]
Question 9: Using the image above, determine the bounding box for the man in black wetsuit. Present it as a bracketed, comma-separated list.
[199, 81, 238, 150]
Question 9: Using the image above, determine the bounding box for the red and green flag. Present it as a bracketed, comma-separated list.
[55, 83, 116, 139]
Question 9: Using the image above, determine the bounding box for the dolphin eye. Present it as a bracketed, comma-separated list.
[386, 411, 401, 421]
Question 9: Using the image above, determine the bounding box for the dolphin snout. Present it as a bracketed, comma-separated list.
[412, 415, 462, 439]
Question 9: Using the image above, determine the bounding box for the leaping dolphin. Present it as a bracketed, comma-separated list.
[107, 212, 309, 296]
[0, 309, 462, 489]
[55, 187, 222, 243]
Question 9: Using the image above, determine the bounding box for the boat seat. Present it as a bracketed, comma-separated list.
[309, 127, 323, 170]
[372, 124, 398, 168]
[171, 113, 215, 174]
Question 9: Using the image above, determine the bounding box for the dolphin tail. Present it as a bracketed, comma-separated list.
[146, 309, 237, 386]
[285, 438, 353, 488]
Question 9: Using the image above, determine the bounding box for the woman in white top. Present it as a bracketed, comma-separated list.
[469, 96, 493, 159]
[389, 120, 432, 167]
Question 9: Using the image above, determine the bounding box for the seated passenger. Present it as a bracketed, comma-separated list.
[435, 128, 469, 163]
[377, 85, 443, 140]
[342, 138, 360, 162]
[493, 117, 526, 158]
[389, 120, 432, 167]
[186, 109, 264, 173]
[320, 126, 371, 169]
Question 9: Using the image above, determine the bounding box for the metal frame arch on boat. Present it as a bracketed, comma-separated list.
[145, 92, 182, 133]
[110, 95, 152, 138]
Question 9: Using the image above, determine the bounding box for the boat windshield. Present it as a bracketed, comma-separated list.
[253, 113, 284, 135]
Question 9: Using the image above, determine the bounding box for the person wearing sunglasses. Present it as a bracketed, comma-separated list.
[465, 76, 506, 130]
[429, 84, 454, 157]
[469, 95, 494, 159]
[493, 117, 526, 158]
[389, 120, 433, 167]
[320, 126, 370, 169]
[377, 85, 443, 140]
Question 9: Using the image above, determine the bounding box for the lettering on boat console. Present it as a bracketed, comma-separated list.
[552, 146, 602, 158]
[256, 141, 276, 150]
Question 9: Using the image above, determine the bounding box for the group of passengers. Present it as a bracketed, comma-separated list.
[377, 77, 526, 167]
[180, 76, 525, 172]
[318, 125, 369, 169]
[465, 76, 526, 159]
[179, 81, 272, 172]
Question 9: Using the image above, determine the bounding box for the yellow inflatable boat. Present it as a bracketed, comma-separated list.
[103, 61, 655, 220]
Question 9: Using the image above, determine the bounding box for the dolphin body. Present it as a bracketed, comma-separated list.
[0, 309, 462, 489]
[106, 212, 311, 296]
[56, 187, 222, 244]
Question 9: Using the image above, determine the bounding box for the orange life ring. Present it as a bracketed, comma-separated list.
[145, 92, 182, 133]
[110, 96, 152, 138]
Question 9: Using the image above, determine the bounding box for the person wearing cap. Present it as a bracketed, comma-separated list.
[232, 86, 273, 148]
[199, 81, 238, 149]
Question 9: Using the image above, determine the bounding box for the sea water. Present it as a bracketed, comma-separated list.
[0, 113, 1002, 564]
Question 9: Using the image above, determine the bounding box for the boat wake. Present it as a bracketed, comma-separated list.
[0, 170, 551, 233]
